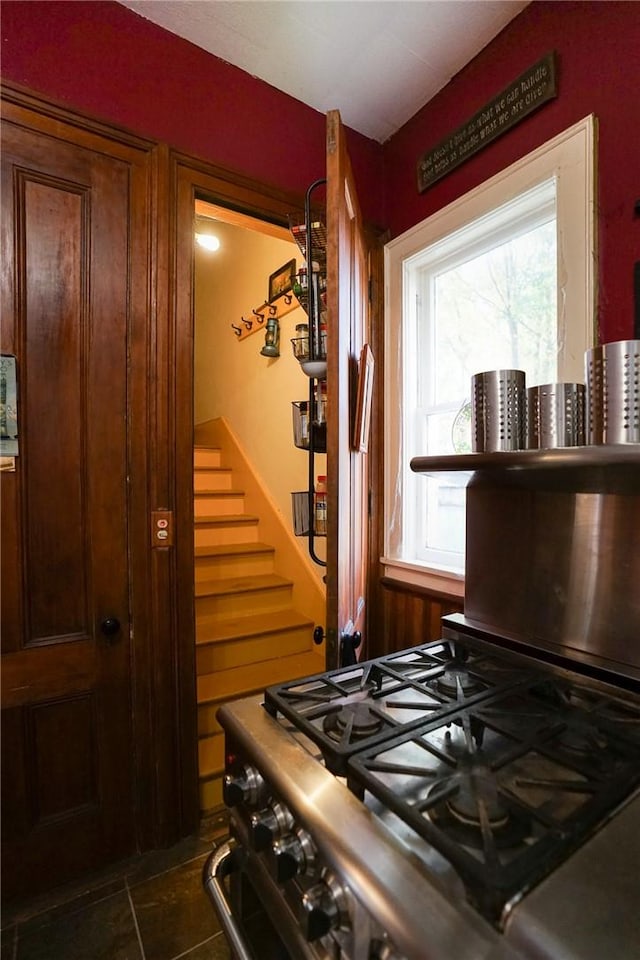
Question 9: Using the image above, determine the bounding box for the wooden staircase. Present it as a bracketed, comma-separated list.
[194, 444, 324, 812]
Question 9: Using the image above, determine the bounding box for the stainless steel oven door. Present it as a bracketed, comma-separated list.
[204, 839, 329, 960]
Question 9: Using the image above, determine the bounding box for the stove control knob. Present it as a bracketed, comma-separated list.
[370, 940, 407, 960]
[223, 765, 265, 808]
[250, 801, 293, 851]
[300, 873, 349, 942]
[272, 828, 316, 883]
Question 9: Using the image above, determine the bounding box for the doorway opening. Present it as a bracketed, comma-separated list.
[191, 199, 326, 813]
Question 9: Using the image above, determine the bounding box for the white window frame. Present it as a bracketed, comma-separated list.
[383, 116, 597, 597]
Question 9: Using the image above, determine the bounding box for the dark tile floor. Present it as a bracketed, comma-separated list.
[1, 812, 232, 960]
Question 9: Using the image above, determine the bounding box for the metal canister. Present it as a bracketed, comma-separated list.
[471, 369, 526, 452]
[526, 382, 585, 449]
[585, 340, 640, 444]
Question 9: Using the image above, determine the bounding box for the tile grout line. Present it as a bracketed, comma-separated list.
[126, 882, 147, 960]
[170, 932, 226, 960]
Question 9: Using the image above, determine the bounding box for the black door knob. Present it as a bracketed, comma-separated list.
[100, 617, 121, 638]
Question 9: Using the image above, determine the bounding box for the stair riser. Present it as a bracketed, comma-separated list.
[194, 552, 274, 582]
[199, 776, 223, 814]
[196, 628, 312, 675]
[194, 523, 259, 547]
[198, 731, 225, 774]
[196, 650, 325, 736]
[194, 495, 245, 517]
[198, 705, 224, 738]
[194, 471, 232, 492]
[194, 449, 222, 469]
[195, 586, 292, 620]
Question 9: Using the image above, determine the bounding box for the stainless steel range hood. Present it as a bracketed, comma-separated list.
[411, 446, 640, 683]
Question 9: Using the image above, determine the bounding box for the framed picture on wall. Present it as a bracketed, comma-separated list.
[268, 259, 296, 302]
[352, 343, 374, 453]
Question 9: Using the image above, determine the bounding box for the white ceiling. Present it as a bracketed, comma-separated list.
[118, 1, 530, 143]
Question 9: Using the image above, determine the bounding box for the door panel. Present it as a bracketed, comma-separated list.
[1, 121, 134, 900]
[326, 110, 370, 668]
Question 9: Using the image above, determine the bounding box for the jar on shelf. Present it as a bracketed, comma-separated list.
[314, 475, 327, 535]
[319, 322, 327, 359]
[314, 381, 327, 424]
[292, 400, 309, 448]
[292, 322, 309, 360]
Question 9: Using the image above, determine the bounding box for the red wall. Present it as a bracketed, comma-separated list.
[383, 1, 640, 343]
[0, 0, 385, 227]
[2, 1, 638, 341]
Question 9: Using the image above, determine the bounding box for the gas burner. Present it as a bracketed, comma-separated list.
[428, 766, 530, 852]
[556, 720, 608, 757]
[446, 769, 510, 829]
[436, 663, 483, 699]
[323, 702, 385, 744]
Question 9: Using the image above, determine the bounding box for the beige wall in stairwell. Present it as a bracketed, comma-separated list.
[194, 218, 327, 566]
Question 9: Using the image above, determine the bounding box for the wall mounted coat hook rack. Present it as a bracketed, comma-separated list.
[232, 292, 301, 342]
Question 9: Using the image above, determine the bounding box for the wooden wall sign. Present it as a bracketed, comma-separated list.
[417, 52, 557, 193]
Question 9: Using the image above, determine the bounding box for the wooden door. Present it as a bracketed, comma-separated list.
[325, 111, 371, 669]
[1, 119, 137, 900]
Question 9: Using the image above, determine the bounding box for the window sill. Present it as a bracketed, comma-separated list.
[381, 557, 464, 600]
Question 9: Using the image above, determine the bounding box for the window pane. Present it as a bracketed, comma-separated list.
[432, 220, 557, 408]
[415, 209, 557, 572]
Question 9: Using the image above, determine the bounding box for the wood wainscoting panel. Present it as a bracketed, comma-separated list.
[376, 579, 464, 654]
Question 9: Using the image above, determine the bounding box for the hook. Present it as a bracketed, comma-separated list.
[284, 293, 293, 305]
[231, 323, 242, 337]
[242, 316, 253, 331]
[252, 307, 265, 324]
[269, 304, 277, 316]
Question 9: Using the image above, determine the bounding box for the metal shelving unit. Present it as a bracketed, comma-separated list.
[289, 179, 327, 568]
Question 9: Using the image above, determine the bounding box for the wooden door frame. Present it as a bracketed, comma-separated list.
[168, 152, 307, 818]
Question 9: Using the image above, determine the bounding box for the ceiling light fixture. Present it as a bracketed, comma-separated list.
[195, 232, 221, 252]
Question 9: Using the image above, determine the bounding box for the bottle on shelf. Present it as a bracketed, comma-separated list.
[297, 266, 308, 292]
[319, 321, 327, 359]
[314, 475, 327, 535]
[314, 381, 327, 424]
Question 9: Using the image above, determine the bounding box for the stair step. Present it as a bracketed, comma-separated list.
[196, 573, 291, 598]
[194, 491, 246, 517]
[196, 607, 313, 644]
[197, 650, 325, 712]
[195, 487, 244, 497]
[195, 513, 258, 525]
[199, 776, 224, 814]
[194, 542, 275, 581]
[194, 514, 259, 547]
[194, 446, 223, 469]
[194, 468, 232, 492]
[195, 573, 293, 619]
[195, 609, 314, 674]
[198, 731, 225, 778]
[195, 542, 274, 560]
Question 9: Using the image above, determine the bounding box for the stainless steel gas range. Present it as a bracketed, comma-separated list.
[204, 447, 640, 960]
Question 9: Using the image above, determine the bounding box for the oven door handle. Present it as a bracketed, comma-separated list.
[203, 840, 254, 960]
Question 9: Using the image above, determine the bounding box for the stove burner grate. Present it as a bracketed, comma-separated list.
[263, 637, 537, 775]
[347, 686, 640, 926]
